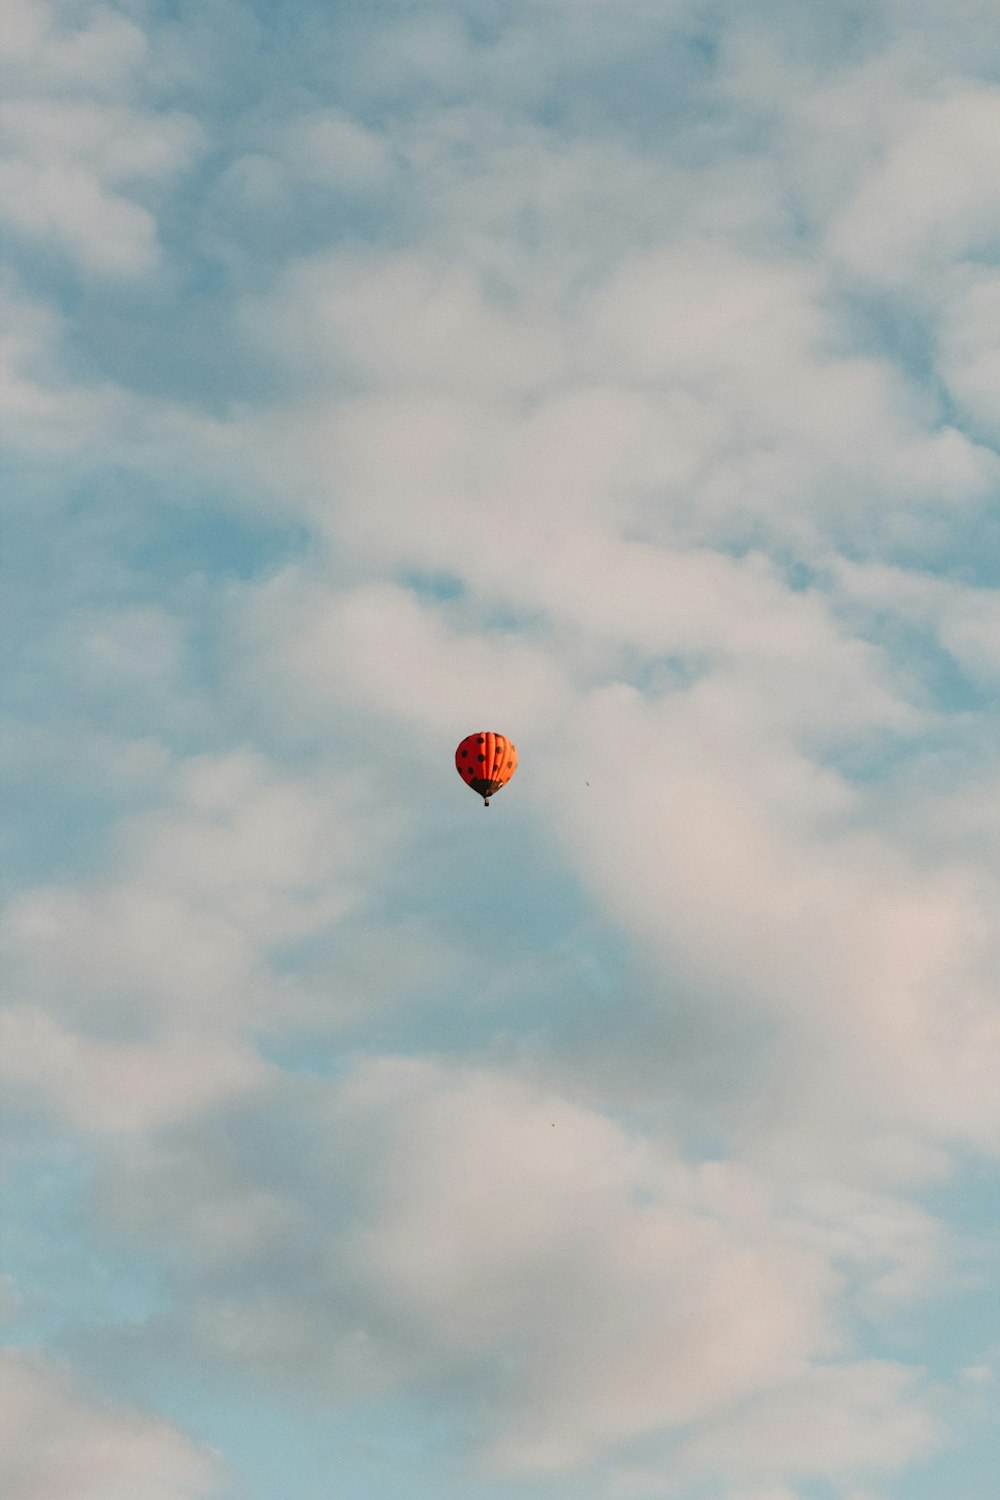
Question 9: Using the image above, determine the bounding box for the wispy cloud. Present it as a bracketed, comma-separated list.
[0, 1348, 225, 1500]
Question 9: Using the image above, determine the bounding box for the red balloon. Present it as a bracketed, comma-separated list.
[455, 732, 518, 806]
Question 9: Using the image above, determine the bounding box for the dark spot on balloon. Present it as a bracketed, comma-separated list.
[478, 736, 485, 743]
[478, 753, 485, 762]
[460, 749, 468, 758]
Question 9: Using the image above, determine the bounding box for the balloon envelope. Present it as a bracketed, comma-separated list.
[455, 732, 518, 805]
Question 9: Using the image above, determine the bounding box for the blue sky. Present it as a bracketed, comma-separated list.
[2, 2, 999, 1498]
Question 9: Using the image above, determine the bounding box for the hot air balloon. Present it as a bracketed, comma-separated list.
[455, 732, 518, 806]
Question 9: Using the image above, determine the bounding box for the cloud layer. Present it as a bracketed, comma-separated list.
[2, 4, 999, 1500]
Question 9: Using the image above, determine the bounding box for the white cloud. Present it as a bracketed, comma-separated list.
[332, 1058, 839, 1470]
[937, 591, 1000, 687]
[213, 110, 394, 243]
[0, 3, 202, 278]
[0, 107, 197, 277]
[592, 246, 820, 390]
[0, 273, 120, 452]
[4, 749, 363, 1005]
[91, 1054, 864, 1470]
[248, 249, 565, 394]
[250, 228, 996, 617]
[0, 1349, 224, 1500]
[678, 1361, 943, 1482]
[0, 283, 69, 427]
[554, 683, 1000, 1171]
[0, 2, 147, 93]
[0, 1007, 264, 1134]
[939, 270, 1000, 442]
[830, 88, 1000, 284]
[262, 575, 573, 743]
[835, 558, 1000, 693]
[0, 271, 244, 472]
[789, 1179, 948, 1311]
[85, 1050, 961, 1482]
[719, 1488, 802, 1500]
[279, 110, 394, 190]
[0, 751, 393, 1130]
[589, 241, 995, 546]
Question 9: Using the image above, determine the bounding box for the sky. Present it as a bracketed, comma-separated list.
[1, 2, 999, 1498]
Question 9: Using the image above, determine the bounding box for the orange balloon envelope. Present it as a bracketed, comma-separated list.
[455, 731, 518, 806]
